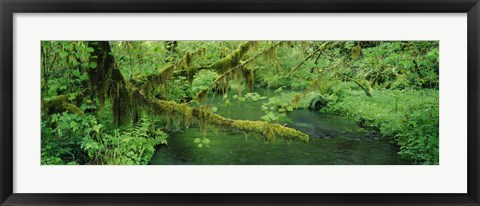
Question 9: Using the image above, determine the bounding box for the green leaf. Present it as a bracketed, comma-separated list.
[286, 106, 294, 112]
[89, 62, 98, 69]
[72, 70, 81, 77]
[68, 93, 77, 101]
[80, 73, 89, 81]
[194, 138, 201, 143]
[59, 51, 68, 58]
[51, 114, 59, 123]
[197, 144, 203, 148]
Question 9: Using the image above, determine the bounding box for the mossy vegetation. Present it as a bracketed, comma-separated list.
[41, 40, 439, 165]
[42, 94, 84, 116]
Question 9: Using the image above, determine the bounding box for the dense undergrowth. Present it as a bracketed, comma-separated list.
[322, 87, 439, 164]
[41, 109, 167, 165]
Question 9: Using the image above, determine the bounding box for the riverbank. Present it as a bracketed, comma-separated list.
[263, 84, 439, 164]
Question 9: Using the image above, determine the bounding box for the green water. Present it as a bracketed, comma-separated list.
[149, 89, 409, 165]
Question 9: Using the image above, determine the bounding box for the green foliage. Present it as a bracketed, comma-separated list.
[322, 86, 439, 164]
[240, 92, 267, 102]
[41, 112, 97, 165]
[41, 40, 439, 165]
[80, 116, 168, 165]
[42, 110, 168, 165]
[349, 41, 439, 89]
[261, 91, 318, 123]
[191, 70, 219, 95]
[194, 137, 210, 149]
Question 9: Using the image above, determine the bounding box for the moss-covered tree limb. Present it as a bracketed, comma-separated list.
[132, 41, 256, 91]
[208, 41, 257, 73]
[131, 47, 206, 88]
[41, 95, 84, 115]
[192, 42, 282, 101]
[87, 41, 309, 143]
[149, 99, 309, 143]
[131, 41, 254, 90]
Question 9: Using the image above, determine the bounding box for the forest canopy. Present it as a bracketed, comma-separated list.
[41, 41, 439, 165]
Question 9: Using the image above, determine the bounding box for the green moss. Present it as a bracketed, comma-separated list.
[242, 67, 254, 93]
[352, 44, 361, 59]
[42, 95, 84, 115]
[291, 94, 301, 107]
[149, 99, 309, 142]
[130, 47, 206, 97]
[210, 41, 255, 73]
[214, 114, 309, 143]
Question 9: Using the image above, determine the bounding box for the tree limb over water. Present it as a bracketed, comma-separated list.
[85, 41, 309, 143]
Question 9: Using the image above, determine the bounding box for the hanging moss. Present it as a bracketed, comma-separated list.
[262, 44, 277, 61]
[291, 94, 301, 107]
[182, 103, 194, 127]
[197, 105, 213, 137]
[234, 68, 243, 99]
[242, 67, 254, 93]
[132, 47, 205, 89]
[352, 43, 361, 59]
[132, 65, 174, 89]
[88, 41, 149, 126]
[195, 89, 209, 102]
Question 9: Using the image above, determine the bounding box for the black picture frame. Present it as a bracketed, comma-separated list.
[1, 0, 479, 205]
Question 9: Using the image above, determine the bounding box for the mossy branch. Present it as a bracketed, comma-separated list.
[209, 41, 257, 73]
[289, 42, 328, 76]
[341, 73, 372, 97]
[131, 48, 205, 88]
[150, 100, 309, 143]
[192, 42, 282, 101]
[131, 41, 253, 90]
[132, 42, 256, 94]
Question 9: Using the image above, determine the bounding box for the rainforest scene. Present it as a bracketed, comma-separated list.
[41, 41, 439, 165]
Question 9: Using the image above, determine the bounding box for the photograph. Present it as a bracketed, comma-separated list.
[40, 40, 439, 165]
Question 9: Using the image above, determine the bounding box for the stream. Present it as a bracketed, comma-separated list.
[149, 88, 410, 165]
